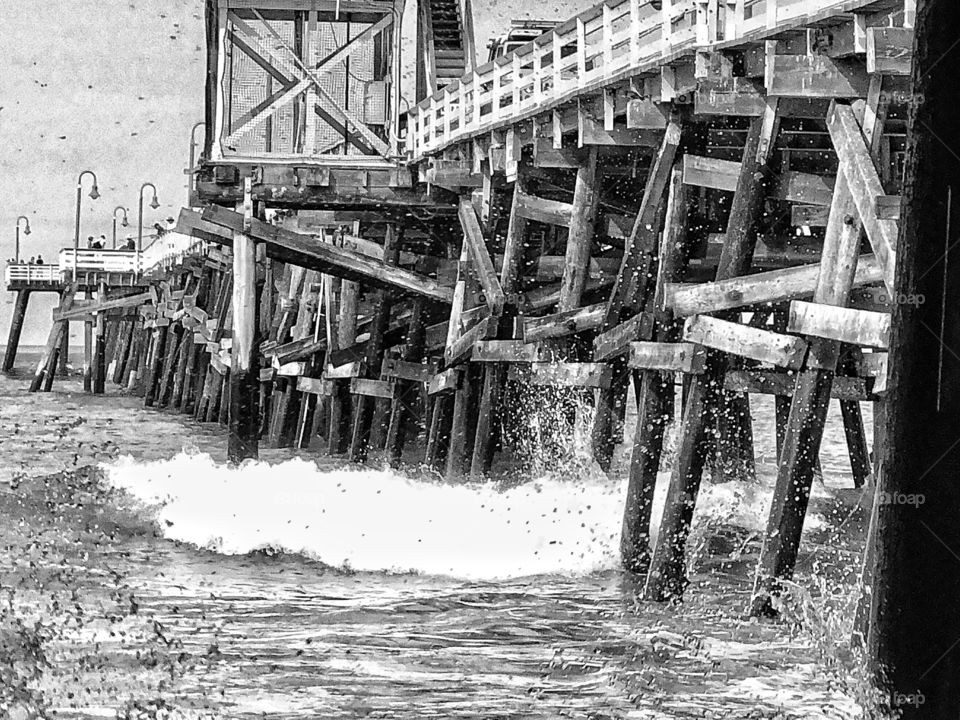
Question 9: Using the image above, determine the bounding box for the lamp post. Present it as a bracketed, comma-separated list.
[138, 183, 160, 276]
[15, 216, 31, 263]
[74, 170, 100, 276]
[188, 122, 205, 207]
[112, 207, 129, 249]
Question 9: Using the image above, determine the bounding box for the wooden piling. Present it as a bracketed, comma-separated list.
[2, 290, 31, 373]
[93, 282, 107, 394]
[646, 114, 776, 602]
[82, 289, 93, 392]
[228, 179, 260, 463]
[620, 165, 690, 573]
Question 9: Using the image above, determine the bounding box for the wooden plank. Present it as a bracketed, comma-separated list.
[867, 27, 913, 76]
[626, 99, 669, 129]
[508, 362, 612, 389]
[513, 190, 574, 227]
[54, 288, 157, 322]
[459, 198, 505, 315]
[445, 316, 492, 366]
[200, 206, 454, 303]
[694, 77, 767, 117]
[724, 369, 873, 401]
[428, 367, 461, 395]
[876, 194, 901, 220]
[765, 54, 870, 98]
[350, 377, 394, 399]
[276, 361, 307, 376]
[522, 302, 605, 342]
[664, 254, 883, 317]
[788, 300, 891, 349]
[860, 351, 888, 394]
[472, 340, 548, 363]
[593, 313, 655, 361]
[683, 155, 740, 191]
[297, 376, 334, 396]
[773, 170, 836, 206]
[682, 315, 808, 370]
[324, 360, 363, 379]
[628, 341, 706, 374]
[381, 358, 437, 383]
[828, 102, 898, 294]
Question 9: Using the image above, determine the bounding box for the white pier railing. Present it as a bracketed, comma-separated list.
[405, 0, 884, 160]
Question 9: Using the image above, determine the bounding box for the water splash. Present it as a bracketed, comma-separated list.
[102, 449, 829, 582]
[104, 452, 627, 579]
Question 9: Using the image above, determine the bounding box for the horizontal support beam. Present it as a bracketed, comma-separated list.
[664, 254, 882, 317]
[522, 302, 605, 342]
[725, 369, 874, 401]
[628, 341, 706, 374]
[472, 340, 549, 363]
[428, 367, 461, 395]
[350, 377, 394, 399]
[195, 207, 454, 304]
[54, 288, 157, 321]
[381, 358, 438, 383]
[682, 315, 808, 369]
[513, 190, 574, 227]
[788, 300, 891, 349]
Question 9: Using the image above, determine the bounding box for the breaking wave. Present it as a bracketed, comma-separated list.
[102, 451, 828, 580]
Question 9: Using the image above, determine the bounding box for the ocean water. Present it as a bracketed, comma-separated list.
[0, 349, 877, 719]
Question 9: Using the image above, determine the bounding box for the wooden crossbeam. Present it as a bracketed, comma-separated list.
[458, 199, 505, 315]
[513, 190, 575, 226]
[198, 207, 453, 304]
[427, 368, 461, 395]
[724, 369, 873, 401]
[664, 253, 883, 317]
[827, 102, 898, 293]
[682, 315, 808, 369]
[350, 377, 394, 399]
[866, 27, 913, 76]
[54, 288, 157, 322]
[324, 361, 363, 379]
[472, 340, 548, 363]
[628, 341, 706, 374]
[522, 302, 605, 342]
[683, 155, 835, 205]
[381, 358, 437, 383]
[593, 312, 655, 361]
[788, 300, 891, 349]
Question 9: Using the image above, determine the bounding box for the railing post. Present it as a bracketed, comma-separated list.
[492, 62, 502, 123]
[662, 0, 673, 54]
[552, 34, 562, 101]
[473, 70, 482, 131]
[630, 0, 642, 63]
[767, 0, 778, 29]
[603, 3, 613, 71]
[512, 54, 521, 117]
[576, 18, 587, 88]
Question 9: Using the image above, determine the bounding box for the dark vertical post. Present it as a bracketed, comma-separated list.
[869, 1, 960, 714]
[621, 165, 690, 572]
[228, 177, 260, 462]
[2, 290, 31, 372]
[349, 225, 399, 462]
[93, 282, 107, 394]
[646, 114, 776, 601]
[83, 288, 93, 392]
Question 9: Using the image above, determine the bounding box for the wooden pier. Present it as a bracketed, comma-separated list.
[24, 0, 916, 618]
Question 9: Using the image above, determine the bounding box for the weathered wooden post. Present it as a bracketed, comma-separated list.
[93, 281, 107, 394]
[83, 288, 93, 392]
[621, 165, 691, 573]
[2, 290, 31, 372]
[228, 177, 260, 462]
[868, 1, 960, 714]
[646, 112, 777, 601]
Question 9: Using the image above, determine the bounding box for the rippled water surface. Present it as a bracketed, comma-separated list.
[0, 353, 874, 718]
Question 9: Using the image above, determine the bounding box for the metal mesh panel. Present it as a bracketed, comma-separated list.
[223, 13, 382, 159]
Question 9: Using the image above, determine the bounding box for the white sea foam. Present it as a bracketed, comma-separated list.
[102, 451, 828, 580]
